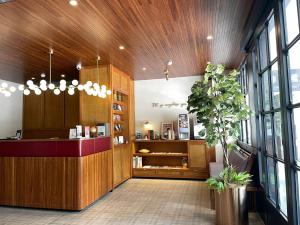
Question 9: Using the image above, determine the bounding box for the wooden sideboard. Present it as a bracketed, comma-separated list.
[132, 140, 215, 179]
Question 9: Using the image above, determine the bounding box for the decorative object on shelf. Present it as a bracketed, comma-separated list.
[76, 125, 83, 138]
[136, 132, 143, 140]
[181, 157, 188, 168]
[187, 63, 251, 225]
[84, 126, 90, 138]
[138, 149, 150, 154]
[69, 129, 77, 139]
[193, 116, 206, 139]
[161, 122, 173, 139]
[147, 130, 154, 140]
[178, 114, 190, 140]
[90, 126, 97, 137]
[118, 136, 124, 144]
[152, 102, 187, 109]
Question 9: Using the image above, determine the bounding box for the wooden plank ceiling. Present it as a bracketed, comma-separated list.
[0, 0, 254, 83]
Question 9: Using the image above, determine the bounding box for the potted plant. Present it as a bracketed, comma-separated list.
[187, 63, 251, 225]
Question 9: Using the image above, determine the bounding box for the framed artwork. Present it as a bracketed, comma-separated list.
[161, 122, 173, 139]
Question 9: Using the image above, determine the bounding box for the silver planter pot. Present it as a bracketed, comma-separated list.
[215, 185, 248, 225]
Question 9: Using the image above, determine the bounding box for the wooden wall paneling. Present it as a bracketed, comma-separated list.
[79, 66, 110, 125]
[120, 73, 129, 94]
[107, 149, 113, 191]
[129, 78, 135, 142]
[188, 141, 207, 169]
[121, 144, 131, 180]
[23, 93, 44, 130]
[44, 91, 65, 129]
[112, 67, 121, 91]
[113, 145, 122, 186]
[64, 91, 79, 128]
[0, 157, 15, 205]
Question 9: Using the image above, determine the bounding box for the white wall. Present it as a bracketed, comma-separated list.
[0, 79, 23, 138]
[135, 76, 200, 135]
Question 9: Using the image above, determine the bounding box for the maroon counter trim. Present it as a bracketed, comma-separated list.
[0, 137, 111, 157]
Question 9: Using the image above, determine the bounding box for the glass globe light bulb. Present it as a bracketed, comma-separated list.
[101, 84, 107, 90]
[1, 82, 8, 88]
[9, 86, 16, 92]
[18, 85, 25, 91]
[72, 79, 79, 86]
[24, 89, 30, 95]
[59, 85, 66, 91]
[68, 89, 75, 95]
[106, 90, 112, 95]
[48, 83, 55, 90]
[40, 85, 47, 91]
[40, 80, 47, 86]
[4, 91, 11, 97]
[86, 81, 92, 86]
[35, 89, 42, 95]
[60, 80, 67, 86]
[77, 84, 84, 91]
[26, 80, 34, 86]
[54, 88, 61, 95]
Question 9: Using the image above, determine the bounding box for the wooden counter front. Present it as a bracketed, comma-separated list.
[0, 137, 112, 211]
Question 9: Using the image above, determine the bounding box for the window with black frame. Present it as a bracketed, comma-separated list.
[257, 11, 288, 216]
[239, 64, 252, 145]
[282, 0, 300, 222]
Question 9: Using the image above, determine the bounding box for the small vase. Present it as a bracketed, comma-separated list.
[214, 185, 248, 225]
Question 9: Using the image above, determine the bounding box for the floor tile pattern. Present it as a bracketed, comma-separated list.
[0, 179, 264, 225]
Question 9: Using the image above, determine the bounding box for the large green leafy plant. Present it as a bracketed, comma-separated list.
[187, 64, 251, 192]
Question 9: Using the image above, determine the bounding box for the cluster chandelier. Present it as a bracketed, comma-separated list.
[0, 48, 111, 98]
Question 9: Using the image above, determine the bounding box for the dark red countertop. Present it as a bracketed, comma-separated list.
[0, 136, 111, 157]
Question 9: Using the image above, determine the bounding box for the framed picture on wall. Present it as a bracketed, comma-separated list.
[161, 122, 173, 139]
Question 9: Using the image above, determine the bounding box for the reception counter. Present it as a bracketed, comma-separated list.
[0, 137, 112, 210]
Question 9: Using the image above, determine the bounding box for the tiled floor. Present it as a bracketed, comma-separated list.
[0, 179, 264, 225]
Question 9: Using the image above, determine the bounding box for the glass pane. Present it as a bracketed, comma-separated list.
[265, 114, 273, 155]
[267, 157, 276, 203]
[271, 62, 281, 109]
[268, 16, 277, 61]
[297, 171, 300, 220]
[262, 71, 271, 111]
[277, 162, 287, 215]
[242, 120, 247, 143]
[258, 151, 265, 185]
[274, 112, 284, 159]
[247, 119, 251, 145]
[288, 40, 300, 104]
[259, 29, 268, 70]
[293, 108, 300, 165]
[284, 0, 300, 44]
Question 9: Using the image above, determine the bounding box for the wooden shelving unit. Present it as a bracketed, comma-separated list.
[132, 140, 213, 179]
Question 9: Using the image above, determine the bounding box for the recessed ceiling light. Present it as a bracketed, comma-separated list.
[167, 60, 173, 66]
[69, 0, 78, 6]
[31, 77, 35, 80]
[207, 61, 211, 64]
[41, 73, 46, 78]
[142, 67, 146, 71]
[119, 45, 125, 50]
[207, 35, 213, 40]
[61, 74, 65, 78]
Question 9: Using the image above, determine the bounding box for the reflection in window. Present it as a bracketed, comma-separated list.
[259, 29, 268, 70]
[274, 112, 284, 159]
[268, 16, 277, 61]
[284, 0, 300, 44]
[293, 108, 300, 165]
[267, 158, 276, 203]
[288, 41, 300, 104]
[277, 162, 287, 215]
[265, 114, 273, 155]
[271, 62, 281, 109]
[258, 151, 266, 186]
[263, 71, 271, 111]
